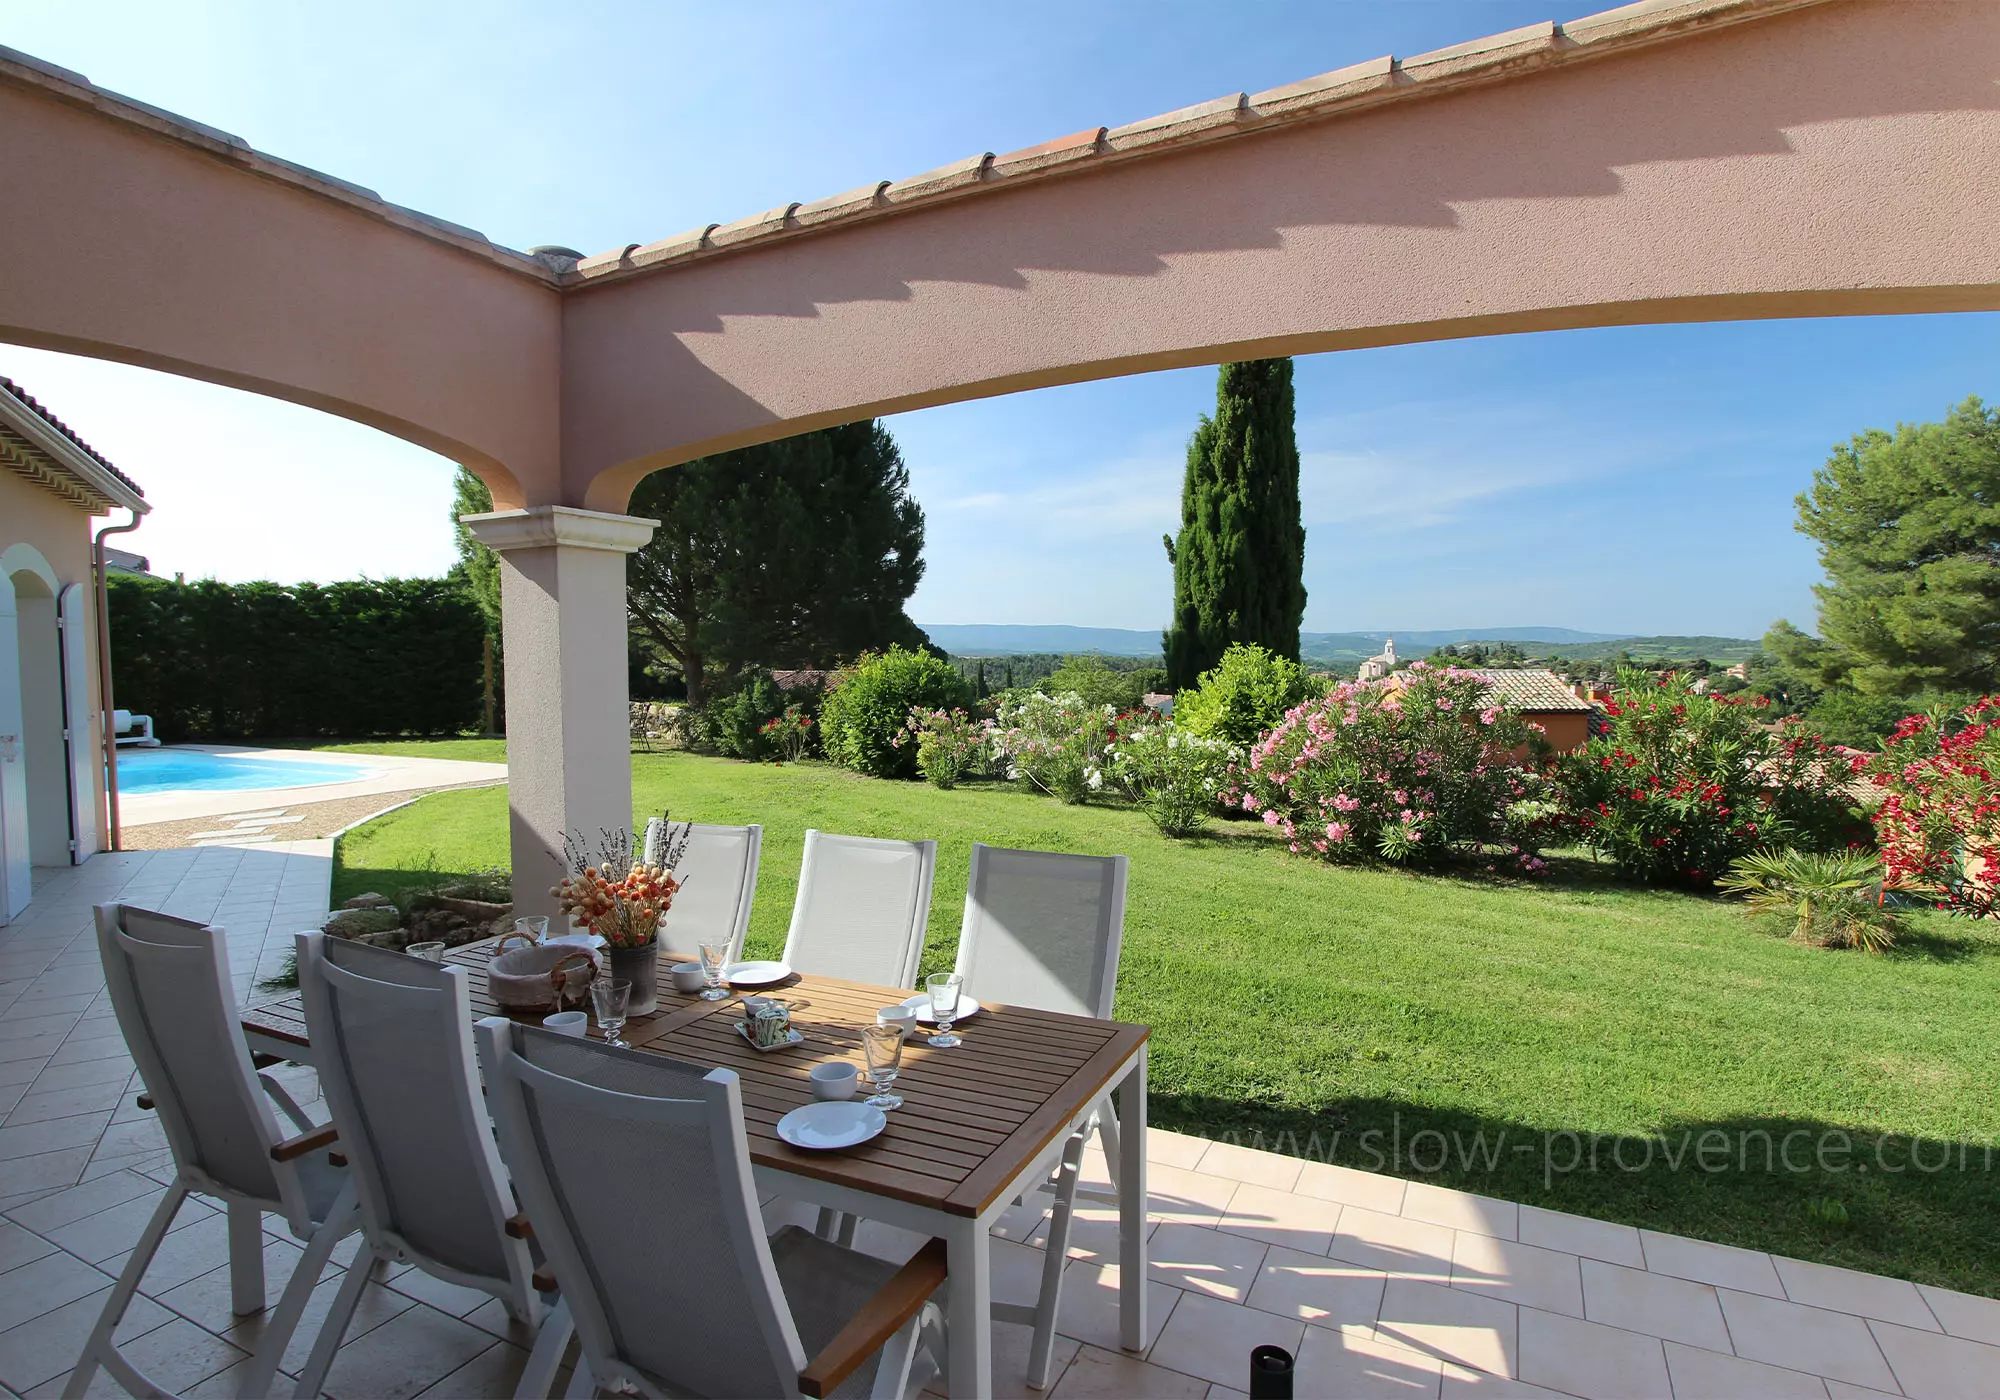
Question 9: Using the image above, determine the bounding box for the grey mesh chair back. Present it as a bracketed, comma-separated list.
[476, 1020, 807, 1399]
[95, 904, 297, 1218]
[954, 844, 1128, 1018]
[296, 932, 528, 1285]
[782, 830, 937, 988]
[663, 821, 763, 961]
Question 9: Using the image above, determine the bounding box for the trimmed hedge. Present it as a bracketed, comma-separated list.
[108, 575, 483, 741]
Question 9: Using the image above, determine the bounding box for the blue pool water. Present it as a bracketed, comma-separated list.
[117, 748, 383, 795]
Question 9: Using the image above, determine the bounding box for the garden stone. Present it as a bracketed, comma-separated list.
[340, 893, 393, 909]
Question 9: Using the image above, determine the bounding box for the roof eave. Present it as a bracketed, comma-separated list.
[0, 392, 149, 514]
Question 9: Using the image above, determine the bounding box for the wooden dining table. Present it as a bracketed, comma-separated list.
[242, 938, 1151, 1398]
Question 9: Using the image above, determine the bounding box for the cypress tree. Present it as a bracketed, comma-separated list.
[1162, 358, 1307, 689]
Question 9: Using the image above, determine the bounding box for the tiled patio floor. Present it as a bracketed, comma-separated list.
[2, 850, 1997, 1398]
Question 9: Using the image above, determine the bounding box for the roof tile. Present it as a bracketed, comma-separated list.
[0, 376, 142, 498]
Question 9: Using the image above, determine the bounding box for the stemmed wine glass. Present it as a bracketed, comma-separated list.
[926, 973, 964, 1049]
[697, 938, 732, 1001]
[591, 978, 632, 1048]
[514, 915, 550, 944]
[860, 1024, 904, 1109]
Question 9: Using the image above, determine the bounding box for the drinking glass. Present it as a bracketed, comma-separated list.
[926, 972, 964, 1048]
[860, 1023, 904, 1110]
[591, 978, 632, 1048]
[514, 915, 550, 944]
[697, 939, 732, 1001]
[405, 941, 445, 962]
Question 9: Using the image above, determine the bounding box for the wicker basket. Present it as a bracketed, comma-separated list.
[488, 935, 600, 1012]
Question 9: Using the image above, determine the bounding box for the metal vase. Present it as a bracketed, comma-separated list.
[607, 938, 659, 1016]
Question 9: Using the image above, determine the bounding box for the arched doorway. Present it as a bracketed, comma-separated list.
[0, 543, 88, 919]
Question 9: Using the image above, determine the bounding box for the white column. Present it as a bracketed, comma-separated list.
[460, 506, 657, 918]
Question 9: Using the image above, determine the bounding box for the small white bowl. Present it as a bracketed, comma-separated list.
[668, 961, 706, 994]
[876, 1006, 918, 1041]
[810, 1062, 859, 1101]
[542, 1011, 588, 1038]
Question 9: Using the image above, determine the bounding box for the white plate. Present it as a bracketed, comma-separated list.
[777, 1100, 887, 1151]
[900, 992, 982, 1024]
[724, 960, 793, 987]
[734, 1022, 805, 1053]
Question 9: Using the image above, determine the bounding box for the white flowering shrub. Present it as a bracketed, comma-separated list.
[989, 690, 1114, 804]
[1102, 713, 1237, 836]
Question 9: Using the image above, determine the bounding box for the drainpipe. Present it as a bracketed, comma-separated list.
[93, 510, 144, 851]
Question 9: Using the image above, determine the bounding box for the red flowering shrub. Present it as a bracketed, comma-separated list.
[1554, 671, 1864, 890]
[1857, 696, 2000, 916]
[1224, 664, 1549, 871]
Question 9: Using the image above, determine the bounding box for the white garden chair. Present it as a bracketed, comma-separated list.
[475, 1019, 949, 1399]
[780, 830, 936, 988]
[291, 932, 554, 1399]
[953, 844, 1129, 1390]
[72, 905, 358, 1400]
[648, 818, 763, 961]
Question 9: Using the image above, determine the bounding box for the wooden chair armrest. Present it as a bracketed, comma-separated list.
[504, 1213, 533, 1239]
[798, 1239, 947, 1399]
[532, 1264, 559, 1294]
[270, 1123, 339, 1162]
[328, 1150, 348, 1167]
[135, 1092, 154, 1111]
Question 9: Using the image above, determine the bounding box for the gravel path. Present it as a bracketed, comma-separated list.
[119, 779, 505, 850]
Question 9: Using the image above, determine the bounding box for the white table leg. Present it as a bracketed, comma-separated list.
[945, 1215, 992, 1398]
[1117, 1046, 1148, 1353]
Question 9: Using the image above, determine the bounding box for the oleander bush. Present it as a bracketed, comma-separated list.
[819, 646, 970, 779]
[1553, 670, 1865, 890]
[989, 690, 1115, 804]
[1226, 663, 1547, 870]
[697, 670, 791, 760]
[1100, 711, 1236, 836]
[1856, 695, 2000, 917]
[897, 707, 988, 788]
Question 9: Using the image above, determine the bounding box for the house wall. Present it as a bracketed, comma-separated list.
[0, 473, 105, 856]
[1529, 712, 1592, 754]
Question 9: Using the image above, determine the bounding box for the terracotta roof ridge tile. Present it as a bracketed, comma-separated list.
[0, 375, 142, 497]
[567, 0, 1836, 288]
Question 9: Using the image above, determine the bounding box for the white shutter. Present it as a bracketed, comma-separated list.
[58, 584, 99, 862]
[0, 576, 27, 921]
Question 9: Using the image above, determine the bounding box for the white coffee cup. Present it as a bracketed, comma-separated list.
[876, 1005, 918, 1041]
[668, 961, 706, 994]
[542, 1011, 588, 1037]
[810, 1062, 859, 1101]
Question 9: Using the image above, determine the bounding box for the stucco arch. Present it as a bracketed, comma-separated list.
[0, 542, 61, 604]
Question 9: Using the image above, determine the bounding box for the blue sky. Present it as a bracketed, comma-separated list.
[3, 0, 1995, 640]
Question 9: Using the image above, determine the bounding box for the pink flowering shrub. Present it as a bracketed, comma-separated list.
[1225, 664, 1549, 870]
[1857, 696, 2000, 917]
[894, 707, 988, 789]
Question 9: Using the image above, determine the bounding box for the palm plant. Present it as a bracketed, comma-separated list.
[1717, 848, 1900, 952]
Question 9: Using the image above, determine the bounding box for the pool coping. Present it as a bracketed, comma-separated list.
[117, 743, 509, 826]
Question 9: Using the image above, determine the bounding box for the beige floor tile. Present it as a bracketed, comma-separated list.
[1327, 1206, 1455, 1283]
[0, 1223, 55, 1275]
[923, 1319, 1083, 1400]
[1195, 1141, 1303, 1192]
[1868, 1318, 2000, 1400]
[1516, 1306, 1669, 1399]
[1149, 1222, 1268, 1303]
[1821, 1383, 1901, 1400]
[41, 1190, 214, 1265]
[95, 1209, 234, 1293]
[3, 1081, 128, 1128]
[1578, 1258, 1729, 1352]
[1147, 1164, 1242, 1227]
[4, 1171, 158, 1236]
[410, 1338, 532, 1399]
[1772, 1254, 1939, 1330]
[385, 1263, 495, 1317]
[317, 1303, 497, 1400]
[1298, 1322, 1443, 1397]
[229, 1270, 418, 1377]
[0, 1113, 110, 1163]
[1638, 1230, 1783, 1298]
[152, 1235, 310, 1333]
[1148, 1292, 1305, 1391]
[0, 1284, 175, 1393]
[32, 1318, 246, 1400]
[1049, 1343, 1209, 1399]
[1205, 1385, 1248, 1400]
[1247, 1243, 1387, 1331]
[1663, 1341, 1830, 1398]
[1401, 1183, 1517, 1242]
[1147, 1129, 1212, 1172]
[0, 1147, 94, 1201]
[1716, 1290, 1897, 1392]
[1918, 1283, 2000, 1346]
[1449, 1236, 1581, 1320]
[1053, 1260, 1179, 1352]
[1374, 1277, 1517, 1379]
[0, 1250, 112, 1333]
[1218, 1182, 1342, 1255]
[1438, 1361, 1569, 1396]
[1514, 1205, 1643, 1269]
[1294, 1161, 1407, 1216]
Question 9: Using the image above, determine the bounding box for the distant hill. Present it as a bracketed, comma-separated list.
[921, 624, 1755, 666]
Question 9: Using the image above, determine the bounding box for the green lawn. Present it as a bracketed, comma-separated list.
[333, 747, 2000, 1294]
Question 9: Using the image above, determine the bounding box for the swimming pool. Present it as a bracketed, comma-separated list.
[116, 748, 384, 795]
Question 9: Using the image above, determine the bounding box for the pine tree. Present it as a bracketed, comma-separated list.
[1162, 359, 1307, 690]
